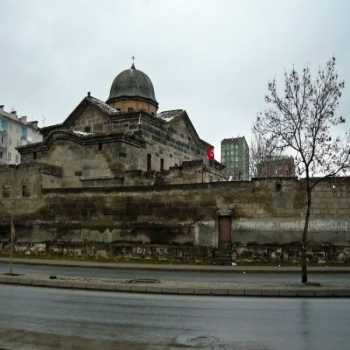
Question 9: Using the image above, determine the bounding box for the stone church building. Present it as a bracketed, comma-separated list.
[19, 63, 225, 188]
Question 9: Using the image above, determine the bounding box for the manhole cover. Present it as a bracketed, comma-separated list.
[126, 278, 160, 284]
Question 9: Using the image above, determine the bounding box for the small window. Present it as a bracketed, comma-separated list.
[33, 152, 37, 160]
[98, 143, 103, 151]
[2, 185, 10, 198]
[22, 184, 30, 197]
[160, 158, 164, 171]
[128, 107, 134, 112]
[75, 171, 82, 177]
[147, 153, 152, 171]
[84, 126, 91, 133]
[276, 183, 282, 192]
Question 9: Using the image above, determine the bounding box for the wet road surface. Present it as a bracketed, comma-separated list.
[0, 284, 349, 349]
[0, 262, 349, 284]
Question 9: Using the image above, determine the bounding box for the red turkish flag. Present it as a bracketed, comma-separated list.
[207, 146, 214, 161]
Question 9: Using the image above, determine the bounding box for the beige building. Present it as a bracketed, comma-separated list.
[0, 106, 42, 165]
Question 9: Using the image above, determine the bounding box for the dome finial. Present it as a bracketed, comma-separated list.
[131, 55, 135, 70]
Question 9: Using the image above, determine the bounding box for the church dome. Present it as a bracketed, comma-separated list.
[107, 64, 158, 107]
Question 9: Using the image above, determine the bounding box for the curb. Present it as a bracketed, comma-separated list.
[1, 275, 350, 297]
[1, 258, 350, 273]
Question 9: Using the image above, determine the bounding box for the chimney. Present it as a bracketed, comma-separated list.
[0, 105, 4, 111]
[11, 110, 17, 117]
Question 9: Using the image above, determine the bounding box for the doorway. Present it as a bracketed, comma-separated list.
[218, 215, 232, 249]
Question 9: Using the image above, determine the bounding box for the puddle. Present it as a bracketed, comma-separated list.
[126, 278, 160, 284]
[175, 334, 221, 347]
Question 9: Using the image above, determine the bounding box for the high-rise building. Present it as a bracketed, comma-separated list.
[221, 137, 249, 180]
[0, 105, 42, 165]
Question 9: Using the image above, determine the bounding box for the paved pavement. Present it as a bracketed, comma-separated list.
[0, 285, 349, 350]
[1, 271, 350, 297]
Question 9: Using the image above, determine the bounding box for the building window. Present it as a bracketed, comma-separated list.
[7, 152, 11, 161]
[160, 158, 164, 171]
[128, 107, 134, 112]
[21, 126, 28, 140]
[84, 126, 91, 133]
[33, 152, 37, 160]
[147, 153, 152, 171]
[22, 184, 30, 197]
[98, 143, 103, 151]
[2, 185, 10, 198]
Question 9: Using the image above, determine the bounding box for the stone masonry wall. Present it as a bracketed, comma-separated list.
[0, 176, 350, 244]
[1, 173, 350, 263]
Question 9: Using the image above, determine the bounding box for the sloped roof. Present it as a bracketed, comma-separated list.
[157, 109, 184, 121]
[40, 95, 119, 136]
[158, 109, 212, 148]
[86, 95, 119, 114]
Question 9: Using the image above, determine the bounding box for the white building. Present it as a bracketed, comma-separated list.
[0, 105, 42, 165]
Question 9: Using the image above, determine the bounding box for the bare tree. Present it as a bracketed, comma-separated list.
[254, 57, 350, 283]
[249, 131, 277, 178]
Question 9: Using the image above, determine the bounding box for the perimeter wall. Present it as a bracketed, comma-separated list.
[0, 164, 350, 263]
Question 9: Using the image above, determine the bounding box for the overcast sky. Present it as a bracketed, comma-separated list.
[0, 0, 349, 155]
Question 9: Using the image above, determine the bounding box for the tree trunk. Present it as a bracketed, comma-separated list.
[9, 215, 15, 275]
[301, 182, 312, 284]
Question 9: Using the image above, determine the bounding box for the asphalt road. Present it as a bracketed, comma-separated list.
[0, 285, 349, 349]
[0, 262, 349, 284]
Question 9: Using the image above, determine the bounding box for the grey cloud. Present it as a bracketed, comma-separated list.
[0, 0, 349, 156]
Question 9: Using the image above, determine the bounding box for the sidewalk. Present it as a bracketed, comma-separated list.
[0, 257, 350, 273]
[0, 272, 350, 297]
